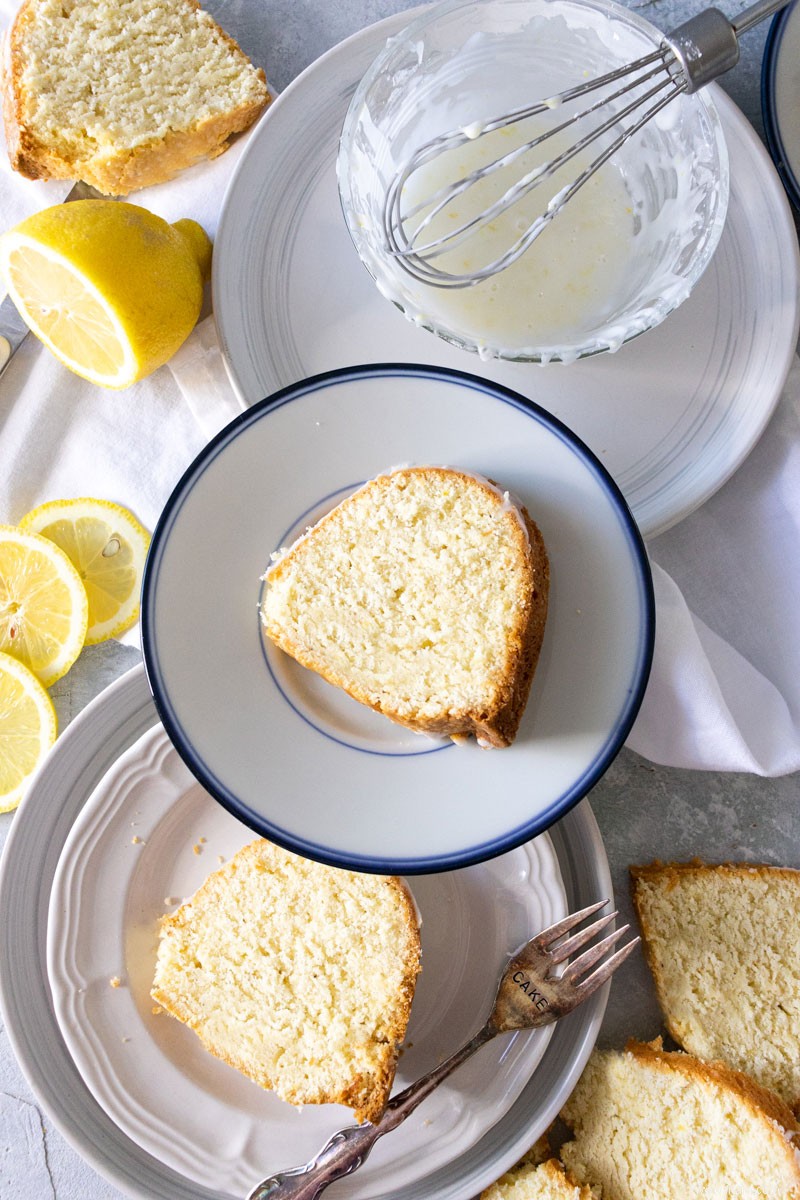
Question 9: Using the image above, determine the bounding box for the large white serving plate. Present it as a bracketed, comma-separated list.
[140, 365, 654, 873]
[0, 664, 612, 1200]
[213, 9, 800, 541]
[45, 725, 566, 1198]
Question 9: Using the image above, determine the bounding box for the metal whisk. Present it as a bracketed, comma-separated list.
[383, 0, 790, 288]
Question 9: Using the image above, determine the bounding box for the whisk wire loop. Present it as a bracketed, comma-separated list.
[384, 52, 686, 288]
[392, 57, 682, 263]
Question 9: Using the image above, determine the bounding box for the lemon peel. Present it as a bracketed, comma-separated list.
[173, 218, 213, 282]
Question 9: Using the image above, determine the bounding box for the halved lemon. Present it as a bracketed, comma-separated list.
[20, 498, 151, 644]
[0, 201, 211, 389]
[0, 651, 58, 812]
[0, 525, 88, 686]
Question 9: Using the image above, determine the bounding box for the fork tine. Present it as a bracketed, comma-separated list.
[560, 924, 633, 983]
[569, 935, 641, 998]
[532, 899, 609, 950]
[544, 911, 618, 964]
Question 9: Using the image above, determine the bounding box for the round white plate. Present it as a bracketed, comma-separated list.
[213, 10, 800, 541]
[763, 2, 800, 211]
[140, 365, 654, 873]
[0, 664, 611, 1200]
[46, 724, 566, 1198]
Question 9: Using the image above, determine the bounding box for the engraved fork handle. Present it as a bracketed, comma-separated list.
[247, 1022, 498, 1200]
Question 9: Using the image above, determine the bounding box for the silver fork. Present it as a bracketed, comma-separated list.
[247, 899, 639, 1200]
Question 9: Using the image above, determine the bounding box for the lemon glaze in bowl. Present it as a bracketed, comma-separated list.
[337, 0, 730, 364]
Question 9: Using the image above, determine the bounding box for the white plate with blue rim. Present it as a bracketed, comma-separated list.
[141, 363, 654, 874]
[762, 0, 800, 211]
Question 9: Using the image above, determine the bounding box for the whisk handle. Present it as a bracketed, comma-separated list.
[730, 0, 793, 36]
[666, 8, 739, 92]
[667, 0, 793, 92]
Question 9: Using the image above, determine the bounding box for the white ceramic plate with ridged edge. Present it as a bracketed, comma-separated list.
[0, 665, 612, 1200]
[140, 364, 654, 873]
[45, 723, 566, 1198]
[212, 9, 800, 541]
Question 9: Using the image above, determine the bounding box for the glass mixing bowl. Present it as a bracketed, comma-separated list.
[337, 0, 730, 364]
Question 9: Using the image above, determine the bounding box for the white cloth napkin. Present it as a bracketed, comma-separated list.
[630, 361, 800, 775]
[1, 0, 799, 778]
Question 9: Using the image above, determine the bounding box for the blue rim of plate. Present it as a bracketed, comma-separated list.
[141, 362, 655, 874]
[762, 2, 800, 211]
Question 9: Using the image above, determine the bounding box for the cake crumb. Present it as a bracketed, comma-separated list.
[131, 835, 144, 845]
[151, 1004, 164, 1015]
[109, 975, 122, 988]
[193, 843, 203, 855]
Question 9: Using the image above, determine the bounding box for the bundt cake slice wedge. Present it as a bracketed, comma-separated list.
[260, 466, 549, 748]
[151, 838, 421, 1124]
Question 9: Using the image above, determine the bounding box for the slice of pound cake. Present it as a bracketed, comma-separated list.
[480, 1134, 596, 1200]
[151, 839, 421, 1123]
[631, 859, 800, 1110]
[2, 0, 269, 193]
[559, 1040, 800, 1199]
[260, 466, 549, 748]
[481, 1157, 595, 1200]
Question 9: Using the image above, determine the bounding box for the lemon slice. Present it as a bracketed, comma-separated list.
[0, 201, 211, 389]
[20, 499, 151, 644]
[0, 651, 58, 812]
[0, 525, 89, 686]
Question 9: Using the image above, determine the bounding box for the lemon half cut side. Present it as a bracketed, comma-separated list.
[0, 524, 89, 686]
[20, 498, 151, 644]
[0, 651, 58, 812]
[2, 235, 136, 385]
